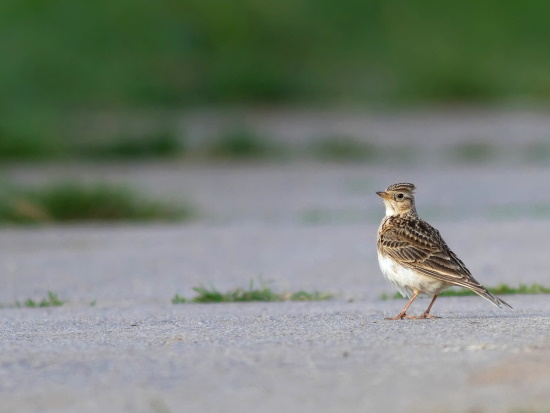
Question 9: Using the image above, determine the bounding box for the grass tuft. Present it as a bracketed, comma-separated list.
[86, 132, 184, 160]
[309, 137, 377, 162]
[0, 135, 66, 161]
[206, 130, 282, 160]
[380, 283, 550, 300]
[173, 280, 332, 304]
[449, 141, 496, 163]
[288, 290, 333, 301]
[191, 281, 281, 303]
[489, 203, 550, 221]
[15, 291, 64, 308]
[171, 294, 187, 304]
[0, 182, 191, 224]
[5, 2, 550, 150]
[523, 142, 550, 163]
[299, 208, 375, 225]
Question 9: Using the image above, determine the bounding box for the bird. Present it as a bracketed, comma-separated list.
[376, 182, 511, 320]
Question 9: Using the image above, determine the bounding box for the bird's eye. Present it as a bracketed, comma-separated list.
[396, 193, 404, 200]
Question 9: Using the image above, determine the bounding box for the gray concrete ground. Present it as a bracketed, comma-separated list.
[1, 298, 549, 413]
[2, 114, 550, 412]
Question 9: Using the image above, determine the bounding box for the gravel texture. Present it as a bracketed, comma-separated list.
[1, 298, 549, 413]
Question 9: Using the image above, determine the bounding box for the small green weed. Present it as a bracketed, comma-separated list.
[86, 132, 184, 160]
[300, 208, 377, 225]
[0, 182, 191, 224]
[380, 283, 550, 300]
[481, 283, 550, 295]
[523, 142, 550, 163]
[449, 141, 496, 163]
[173, 280, 332, 304]
[489, 203, 550, 221]
[309, 137, 377, 162]
[300, 209, 334, 225]
[15, 291, 63, 308]
[190, 281, 281, 303]
[0, 134, 67, 161]
[171, 294, 187, 304]
[289, 291, 333, 301]
[205, 129, 282, 160]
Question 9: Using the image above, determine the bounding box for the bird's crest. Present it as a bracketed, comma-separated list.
[386, 182, 416, 193]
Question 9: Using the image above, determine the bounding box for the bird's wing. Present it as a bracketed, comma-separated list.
[378, 216, 512, 309]
[378, 218, 484, 290]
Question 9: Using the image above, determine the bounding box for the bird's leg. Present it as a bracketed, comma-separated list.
[385, 291, 420, 320]
[414, 294, 441, 319]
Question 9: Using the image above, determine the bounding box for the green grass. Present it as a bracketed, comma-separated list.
[380, 283, 550, 300]
[8, 1, 550, 158]
[205, 129, 283, 160]
[171, 294, 187, 304]
[5, 1, 550, 109]
[300, 208, 375, 225]
[288, 290, 332, 301]
[85, 132, 184, 160]
[173, 280, 332, 303]
[308, 137, 377, 162]
[0, 182, 191, 224]
[0, 131, 184, 161]
[0, 134, 67, 161]
[488, 203, 550, 221]
[15, 291, 63, 308]
[523, 142, 550, 163]
[448, 141, 497, 163]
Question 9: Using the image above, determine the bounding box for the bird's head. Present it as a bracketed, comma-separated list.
[376, 182, 417, 216]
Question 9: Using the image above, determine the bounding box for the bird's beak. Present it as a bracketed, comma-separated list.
[376, 191, 391, 200]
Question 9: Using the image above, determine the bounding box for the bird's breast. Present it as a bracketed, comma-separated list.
[377, 251, 448, 298]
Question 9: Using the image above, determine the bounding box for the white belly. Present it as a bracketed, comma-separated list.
[377, 251, 447, 298]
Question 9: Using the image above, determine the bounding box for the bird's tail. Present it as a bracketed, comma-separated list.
[473, 288, 513, 309]
[449, 276, 513, 309]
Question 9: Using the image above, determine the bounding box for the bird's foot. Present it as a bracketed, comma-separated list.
[412, 312, 441, 320]
[385, 312, 416, 320]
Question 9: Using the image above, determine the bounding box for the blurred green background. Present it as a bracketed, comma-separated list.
[2, 0, 550, 159]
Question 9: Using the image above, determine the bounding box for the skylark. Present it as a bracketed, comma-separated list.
[376, 182, 511, 320]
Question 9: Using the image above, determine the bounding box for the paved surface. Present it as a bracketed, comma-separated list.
[2, 113, 550, 412]
[1, 298, 549, 413]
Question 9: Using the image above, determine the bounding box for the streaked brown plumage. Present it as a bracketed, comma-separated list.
[376, 182, 511, 320]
